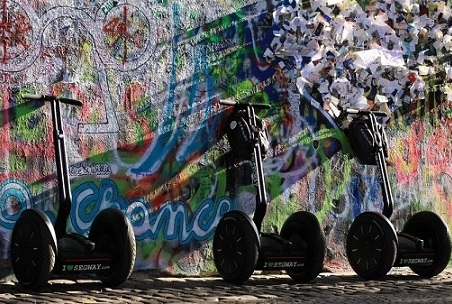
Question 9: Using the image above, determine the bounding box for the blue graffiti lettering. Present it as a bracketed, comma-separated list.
[71, 179, 126, 233]
[126, 197, 232, 245]
[0, 179, 32, 229]
[71, 179, 233, 244]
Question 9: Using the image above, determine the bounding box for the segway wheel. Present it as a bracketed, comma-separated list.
[89, 208, 136, 287]
[402, 211, 451, 277]
[346, 212, 397, 279]
[213, 211, 259, 284]
[280, 211, 326, 282]
[10, 209, 56, 290]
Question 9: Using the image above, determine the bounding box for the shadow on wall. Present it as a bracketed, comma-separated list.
[0, 0, 451, 276]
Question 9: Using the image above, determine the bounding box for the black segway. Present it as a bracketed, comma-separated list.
[213, 99, 326, 284]
[344, 108, 451, 279]
[10, 94, 136, 290]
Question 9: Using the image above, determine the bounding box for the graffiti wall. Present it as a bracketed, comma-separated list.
[0, 0, 451, 276]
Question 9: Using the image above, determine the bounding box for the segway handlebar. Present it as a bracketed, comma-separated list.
[346, 108, 388, 117]
[219, 99, 271, 110]
[23, 94, 83, 107]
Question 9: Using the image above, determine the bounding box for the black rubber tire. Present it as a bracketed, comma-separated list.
[402, 211, 451, 277]
[346, 211, 397, 279]
[280, 211, 326, 282]
[213, 211, 259, 284]
[10, 209, 56, 290]
[89, 208, 136, 287]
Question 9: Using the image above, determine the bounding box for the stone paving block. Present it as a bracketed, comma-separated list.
[1, 269, 452, 303]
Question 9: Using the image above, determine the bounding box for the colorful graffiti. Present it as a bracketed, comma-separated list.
[0, 0, 450, 276]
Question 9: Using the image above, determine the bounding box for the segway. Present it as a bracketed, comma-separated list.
[10, 94, 136, 290]
[344, 108, 451, 279]
[212, 99, 326, 284]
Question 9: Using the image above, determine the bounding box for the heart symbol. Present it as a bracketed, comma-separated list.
[66, 265, 74, 271]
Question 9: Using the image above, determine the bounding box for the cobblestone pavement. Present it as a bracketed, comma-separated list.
[0, 268, 452, 303]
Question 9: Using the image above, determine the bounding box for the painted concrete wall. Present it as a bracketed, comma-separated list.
[0, 0, 451, 276]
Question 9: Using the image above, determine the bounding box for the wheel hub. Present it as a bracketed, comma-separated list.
[350, 223, 384, 270]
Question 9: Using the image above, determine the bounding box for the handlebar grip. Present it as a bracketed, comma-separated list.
[219, 99, 271, 110]
[59, 97, 83, 107]
[252, 103, 272, 110]
[219, 99, 237, 106]
[345, 108, 359, 114]
[22, 94, 45, 100]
